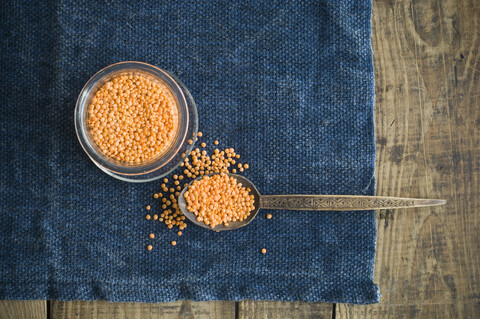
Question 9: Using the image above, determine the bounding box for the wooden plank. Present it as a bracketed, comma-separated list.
[337, 302, 480, 319]
[337, 0, 480, 318]
[50, 300, 235, 319]
[0, 301, 46, 319]
[239, 300, 332, 319]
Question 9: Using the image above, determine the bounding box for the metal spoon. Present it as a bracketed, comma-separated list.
[178, 173, 446, 231]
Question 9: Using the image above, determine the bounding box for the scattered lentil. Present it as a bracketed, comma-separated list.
[147, 245, 153, 251]
[171, 241, 177, 246]
[261, 248, 267, 254]
[214, 140, 219, 145]
[197, 132, 203, 137]
[146, 214, 151, 220]
[146, 205, 151, 210]
[266, 214, 272, 219]
[147, 141, 252, 235]
[149, 233, 155, 239]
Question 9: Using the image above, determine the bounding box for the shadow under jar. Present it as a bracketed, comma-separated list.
[75, 61, 198, 182]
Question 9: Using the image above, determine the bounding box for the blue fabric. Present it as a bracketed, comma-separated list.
[0, 0, 380, 304]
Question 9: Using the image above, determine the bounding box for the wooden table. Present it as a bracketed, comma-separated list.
[2, 0, 479, 318]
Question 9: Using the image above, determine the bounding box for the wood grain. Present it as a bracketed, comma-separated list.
[0, 301, 46, 319]
[50, 300, 235, 319]
[337, 0, 480, 318]
[239, 300, 332, 319]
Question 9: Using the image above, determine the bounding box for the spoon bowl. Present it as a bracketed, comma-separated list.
[178, 174, 261, 231]
[178, 173, 446, 232]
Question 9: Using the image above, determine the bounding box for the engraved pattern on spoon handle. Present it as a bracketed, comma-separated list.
[259, 195, 445, 211]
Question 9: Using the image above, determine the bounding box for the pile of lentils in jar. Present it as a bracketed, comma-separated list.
[88, 74, 178, 164]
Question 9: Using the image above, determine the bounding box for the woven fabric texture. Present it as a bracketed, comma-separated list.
[0, 0, 380, 303]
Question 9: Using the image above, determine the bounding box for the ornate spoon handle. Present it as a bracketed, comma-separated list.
[259, 195, 446, 211]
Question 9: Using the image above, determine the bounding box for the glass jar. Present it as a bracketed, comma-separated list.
[75, 61, 197, 182]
